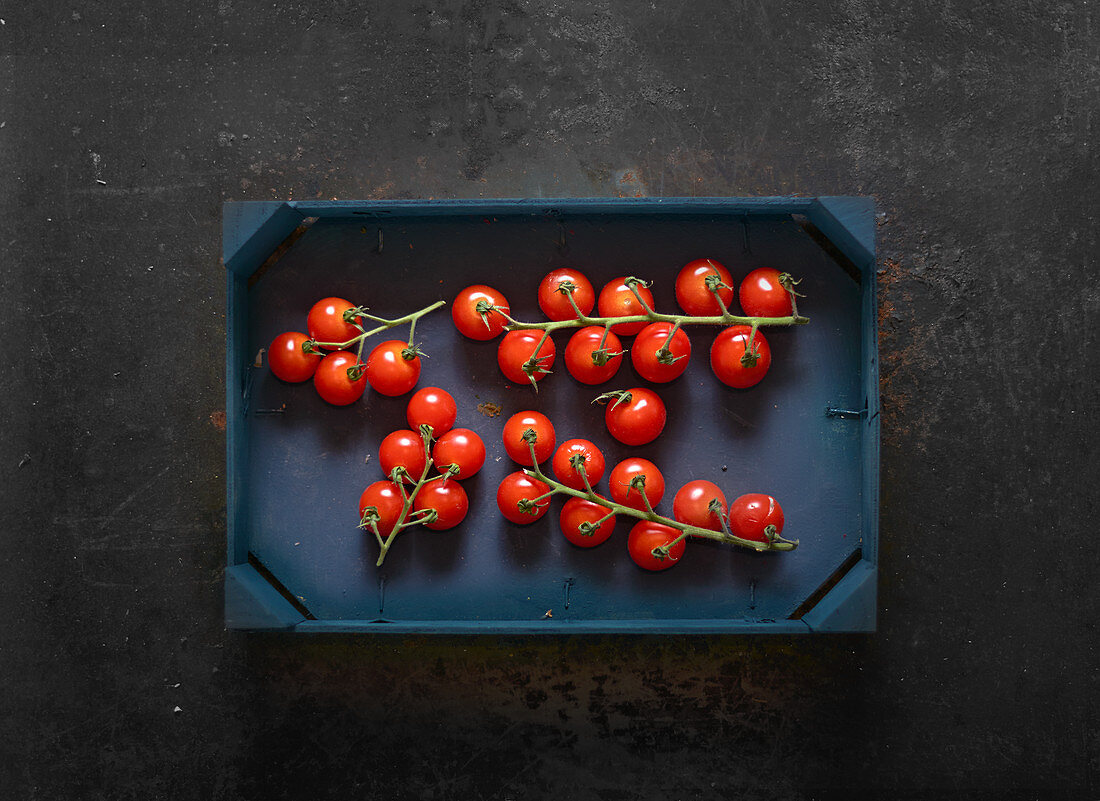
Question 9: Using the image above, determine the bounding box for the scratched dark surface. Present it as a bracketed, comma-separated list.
[2, 2, 1097, 799]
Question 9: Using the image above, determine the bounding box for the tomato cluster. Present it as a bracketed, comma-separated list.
[493, 409, 787, 571]
[359, 388, 486, 560]
[451, 260, 799, 394]
[267, 297, 425, 405]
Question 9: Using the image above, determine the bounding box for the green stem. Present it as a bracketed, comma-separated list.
[374, 424, 438, 567]
[311, 300, 446, 351]
[521, 461, 797, 553]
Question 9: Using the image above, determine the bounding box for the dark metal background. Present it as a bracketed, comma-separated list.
[2, 2, 1096, 798]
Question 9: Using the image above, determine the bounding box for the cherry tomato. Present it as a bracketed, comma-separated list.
[313, 350, 367, 406]
[602, 388, 666, 446]
[739, 268, 793, 318]
[627, 520, 686, 571]
[538, 268, 596, 321]
[564, 326, 624, 385]
[452, 285, 511, 340]
[413, 479, 469, 530]
[407, 386, 457, 435]
[307, 297, 361, 348]
[551, 439, 606, 491]
[365, 340, 421, 396]
[675, 259, 735, 316]
[358, 481, 405, 538]
[432, 428, 486, 478]
[502, 411, 556, 466]
[608, 457, 665, 512]
[597, 277, 654, 336]
[379, 429, 427, 483]
[710, 326, 772, 388]
[497, 471, 552, 524]
[268, 331, 322, 382]
[672, 480, 728, 532]
[497, 330, 555, 386]
[560, 497, 616, 548]
[728, 493, 785, 543]
[630, 322, 692, 383]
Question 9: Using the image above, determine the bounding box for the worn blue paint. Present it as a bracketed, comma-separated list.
[224, 564, 306, 630]
[802, 561, 877, 632]
[224, 197, 877, 633]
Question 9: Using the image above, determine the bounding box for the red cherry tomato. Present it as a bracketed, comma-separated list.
[551, 439, 606, 491]
[627, 520, 686, 571]
[497, 330, 556, 386]
[608, 457, 665, 512]
[452, 285, 511, 340]
[739, 268, 793, 317]
[497, 471, 552, 524]
[432, 428, 486, 478]
[406, 386, 457, 435]
[307, 297, 361, 348]
[502, 411, 556, 466]
[268, 331, 322, 382]
[413, 479, 469, 530]
[630, 322, 692, 383]
[379, 429, 427, 483]
[560, 497, 616, 547]
[602, 388, 666, 446]
[597, 277, 654, 336]
[365, 340, 421, 396]
[313, 350, 367, 406]
[728, 493, 785, 543]
[358, 481, 405, 538]
[675, 259, 735, 316]
[564, 326, 624, 385]
[538, 268, 596, 321]
[710, 326, 771, 388]
[672, 480, 728, 532]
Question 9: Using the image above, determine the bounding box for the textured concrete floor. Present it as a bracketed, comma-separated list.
[2, 2, 1098, 798]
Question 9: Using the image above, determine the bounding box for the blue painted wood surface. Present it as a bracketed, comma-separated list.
[224, 198, 877, 633]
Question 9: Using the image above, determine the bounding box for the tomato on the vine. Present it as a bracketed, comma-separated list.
[497, 471, 552, 524]
[608, 457, 665, 512]
[307, 297, 361, 347]
[268, 331, 322, 382]
[564, 326, 624, 385]
[502, 411, 556, 466]
[627, 520, 685, 571]
[630, 323, 691, 383]
[358, 481, 405, 538]
[413, 479, 469, 530]
[739, 268, 793, 318]
[497, 330, 555, 386]
[560, 497, 616, 548]
[673, 480, 728, 532]
[379, 429, 427, 483]
[710, 326, 771, 388]
[601, 388, 666, 446]
[313, 350, 367, 406]
[452, 285, 511, 341]
[728, 493, 785, 543]
[432, 428, 485, 478]
[597, 277, 654, 336]
[675, 259, 734, 316]
[406, 386, 457, 435]
[551, 439, 606, 491]
[538, 268, 595, 321]
[365, 340, 421, 396]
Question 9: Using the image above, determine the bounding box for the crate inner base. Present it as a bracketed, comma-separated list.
[244, 213, 865, 624]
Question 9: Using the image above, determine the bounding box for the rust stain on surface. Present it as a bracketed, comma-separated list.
[209, 411, 227, 431]
[477, 402, 502, 418]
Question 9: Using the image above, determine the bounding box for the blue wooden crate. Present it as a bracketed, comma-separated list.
[224, 197, 878, 633]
